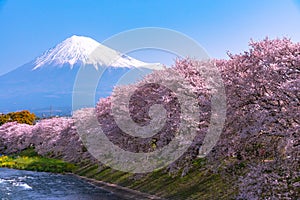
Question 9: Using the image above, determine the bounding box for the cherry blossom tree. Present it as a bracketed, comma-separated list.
[0, 37, 299, 198]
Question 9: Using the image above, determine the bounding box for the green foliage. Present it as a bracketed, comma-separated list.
[14, 146, 39, 157]
[0, 148, 77, 173]
[0, 110, 36, 125]
[150, 138, 157, 150]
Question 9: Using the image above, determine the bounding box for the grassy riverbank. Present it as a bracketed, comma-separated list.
[74, 158, 244, 199]
[1, 147, 243, 199]
[0, 148, 76, 173]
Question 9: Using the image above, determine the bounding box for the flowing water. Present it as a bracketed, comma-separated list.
[0, 168, 125, 200]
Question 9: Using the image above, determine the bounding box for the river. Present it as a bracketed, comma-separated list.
[0, 168, 125, 200]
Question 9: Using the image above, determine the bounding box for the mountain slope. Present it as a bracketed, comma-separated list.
[0, 35, 164, 116]
[33, 35, 151, 70]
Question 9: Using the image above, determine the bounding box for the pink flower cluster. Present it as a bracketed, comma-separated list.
[0, 117, 91, 163]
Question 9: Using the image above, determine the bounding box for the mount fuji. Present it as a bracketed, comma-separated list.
[0, 35, 164, 116]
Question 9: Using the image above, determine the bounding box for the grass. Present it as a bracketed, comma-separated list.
[74, 157, 240, 199]
[0, 147, 243, 199]
[0, 147, 77, 173]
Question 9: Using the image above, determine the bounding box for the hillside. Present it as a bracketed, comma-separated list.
[0, 35, 163, 116]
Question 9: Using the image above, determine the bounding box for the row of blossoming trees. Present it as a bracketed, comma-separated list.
[0, 38, 299, 198]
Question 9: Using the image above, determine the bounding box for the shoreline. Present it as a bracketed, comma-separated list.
[0, 165, 163, 200]
[0, 149, 239, 199]
[70, 173, 163, 200]
[0, 149, 163, 199]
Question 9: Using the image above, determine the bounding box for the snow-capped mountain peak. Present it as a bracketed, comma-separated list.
[33, 35, 100, 69]
[33, 35, 161, 70]
[0, 35, 165, 116]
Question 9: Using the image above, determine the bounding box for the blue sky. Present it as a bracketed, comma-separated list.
[0, 0, 300, 75]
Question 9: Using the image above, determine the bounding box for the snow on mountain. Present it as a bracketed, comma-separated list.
[0, 35, 165, 116]
[33, 35, 160, 70]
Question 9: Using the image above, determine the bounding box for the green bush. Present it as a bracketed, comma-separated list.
[0, 148, 77, 173]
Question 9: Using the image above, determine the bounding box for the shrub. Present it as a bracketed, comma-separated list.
[0, 110, 36, 125]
